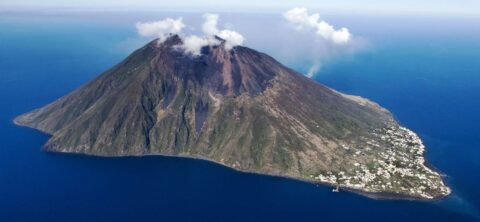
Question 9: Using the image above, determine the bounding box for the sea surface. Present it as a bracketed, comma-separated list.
[1, 12, 479, 221]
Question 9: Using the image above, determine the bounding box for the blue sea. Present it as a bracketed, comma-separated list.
[1, 12, 479, 221]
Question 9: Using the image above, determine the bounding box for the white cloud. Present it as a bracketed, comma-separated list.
[136, 17, 185, 42]
[284, 7, 352, 45]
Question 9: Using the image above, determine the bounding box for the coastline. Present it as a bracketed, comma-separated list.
[13, 119, 450, 201]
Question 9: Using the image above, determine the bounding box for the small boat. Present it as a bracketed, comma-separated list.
[332, 185, 340, 192]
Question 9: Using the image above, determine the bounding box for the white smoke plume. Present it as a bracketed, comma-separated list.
[201, 13, 245, 49]
[136, 14, 245, 56]
[181, 35, 210, 56]
[283, 7, 360, 77]
[136, 17, 185, 43]
[202, 13, 220, 36]
[284, 7, 352, 45]
[181, 35, 221, 56]
[306, 62, 321, 78]
[217, 30, 245, 49]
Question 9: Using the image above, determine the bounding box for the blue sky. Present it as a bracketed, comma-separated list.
[1, 0, 479, 17]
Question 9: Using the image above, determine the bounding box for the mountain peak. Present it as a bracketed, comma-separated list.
[148, 34, 227, 52]
[154, 34, 183, 47]
[142, 35, 278, 96]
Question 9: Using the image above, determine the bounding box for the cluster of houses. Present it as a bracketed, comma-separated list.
[310, 125, 450, 199]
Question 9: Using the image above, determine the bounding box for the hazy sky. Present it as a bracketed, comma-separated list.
[1, 0, 479, 17]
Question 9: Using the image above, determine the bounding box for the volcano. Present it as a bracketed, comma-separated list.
[15, 35, 450, 199]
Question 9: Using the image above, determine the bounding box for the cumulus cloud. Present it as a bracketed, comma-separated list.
[136, 17, 185, 42]
[284, 7, 352, 45]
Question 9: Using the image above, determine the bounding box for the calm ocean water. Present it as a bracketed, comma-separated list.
[1, 12, 479, 221]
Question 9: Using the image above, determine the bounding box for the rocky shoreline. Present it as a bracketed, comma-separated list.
[20, 125, 448, 201]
